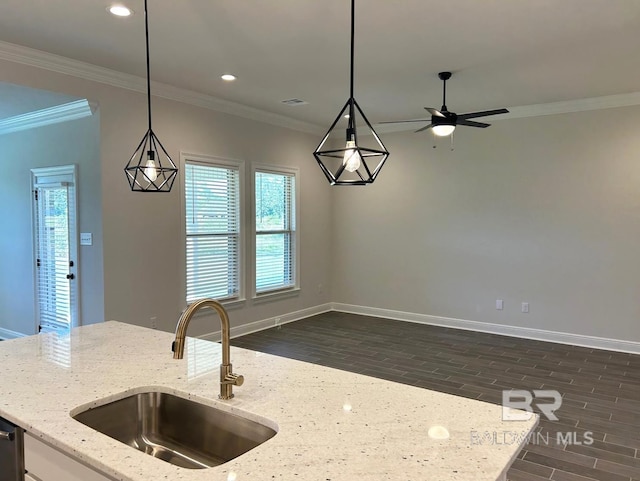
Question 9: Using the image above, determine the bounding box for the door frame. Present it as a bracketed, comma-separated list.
[30, 164, 80, 333]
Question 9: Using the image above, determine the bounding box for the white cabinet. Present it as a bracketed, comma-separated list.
[24, 432, 114, 481]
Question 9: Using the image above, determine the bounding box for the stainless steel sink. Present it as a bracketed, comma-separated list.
[72, 391, 276, 469]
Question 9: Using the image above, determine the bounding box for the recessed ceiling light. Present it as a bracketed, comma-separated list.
[221, 74, 237, 82]
[108, 5, 133, 17]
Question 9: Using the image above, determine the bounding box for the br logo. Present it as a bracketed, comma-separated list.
[502, 390, 561, 421]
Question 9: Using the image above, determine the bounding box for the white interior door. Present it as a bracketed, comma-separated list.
[32, 165, 79, 333]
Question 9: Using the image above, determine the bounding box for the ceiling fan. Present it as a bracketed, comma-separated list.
[380, 71, 509, 136]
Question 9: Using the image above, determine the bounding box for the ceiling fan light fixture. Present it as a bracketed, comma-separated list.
[108, 4, 133, 17]
[379, 71, 508, 137]
[432, 124, 456, 137]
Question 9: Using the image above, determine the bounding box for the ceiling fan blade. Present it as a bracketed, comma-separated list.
[457, 108, 509, 120]
[414, 124, 434, 133]
[424, 107, 445, 117]
[457, 119, 491, 128]
[378, 119, 431, 124]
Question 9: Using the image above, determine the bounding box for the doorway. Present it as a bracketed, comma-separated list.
[31, 165, 79, 333]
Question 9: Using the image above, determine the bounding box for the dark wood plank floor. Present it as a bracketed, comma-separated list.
[234, 311, 640, 481]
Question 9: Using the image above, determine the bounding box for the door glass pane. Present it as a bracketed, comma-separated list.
[36, 185, 72, 333]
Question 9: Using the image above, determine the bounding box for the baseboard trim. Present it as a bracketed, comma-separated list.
[330, 303, 640, 355]
[0, 327, 28, 340]
[198, 303, 333, 342]
[190, 301, 640, 355]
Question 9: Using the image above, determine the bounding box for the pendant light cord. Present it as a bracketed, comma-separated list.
[349, 0, 355, 101]
[144, 0, 152, 130]
[347, 0, 355, 130]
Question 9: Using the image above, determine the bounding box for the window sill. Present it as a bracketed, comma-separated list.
[184, 298, 246, 319]
[252, 288, 300, 305]
[221, 298, 247, 310]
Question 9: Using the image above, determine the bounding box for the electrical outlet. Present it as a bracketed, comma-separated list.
[150, 316, 157, 329]
[496, 299, 504, 310]
[521, 302, 529, 313]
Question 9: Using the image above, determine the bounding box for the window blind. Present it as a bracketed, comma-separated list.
[35, 183, 75, 333]
[185, 162, 240, 302]
[255, 171, 295, 293]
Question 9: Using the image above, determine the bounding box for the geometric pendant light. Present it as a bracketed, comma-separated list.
[124, 0, 178, 192]
[313, 0, 389, 186]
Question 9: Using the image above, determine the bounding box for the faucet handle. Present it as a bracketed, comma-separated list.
[222, 372, 244, 386]
[219, 364, 243, 399]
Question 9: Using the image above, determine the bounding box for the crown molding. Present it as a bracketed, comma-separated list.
[488, 91, 640, 121]
[0, 99, 96, 135]
[377, 92, 640, 134]
[0, 41, 322, 135]
[3, 40, 639, 136]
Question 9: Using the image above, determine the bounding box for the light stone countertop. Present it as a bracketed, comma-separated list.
[0, 321, 537, 481]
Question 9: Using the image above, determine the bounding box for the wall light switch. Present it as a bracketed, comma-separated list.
[80, 233, 93, 246]
[521, 302, 529, 313]
[496, 299, 504, 310]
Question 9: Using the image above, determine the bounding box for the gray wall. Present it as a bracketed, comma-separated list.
[100, 93, 332, 335]
[0, 59, 332, 337]
[0, 113, 103, 335]
[3, 56, 638, 345]
[332, 106, 640, 342]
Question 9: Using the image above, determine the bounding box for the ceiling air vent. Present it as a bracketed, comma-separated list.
[281, 98, 308, 106]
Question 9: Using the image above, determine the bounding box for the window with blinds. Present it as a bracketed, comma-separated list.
[34, 184, 75, 332]
[255, 170, 297, 294]
[31, 165, 79, 334]
[185, 161, 241, 302]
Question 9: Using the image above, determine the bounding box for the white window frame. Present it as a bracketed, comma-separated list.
[251, 163, 300, 302]
[179, 153, 245, 309]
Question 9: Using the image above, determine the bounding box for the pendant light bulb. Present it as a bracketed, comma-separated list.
[144, 151, 158, 182]
[343, 139, 361, 173]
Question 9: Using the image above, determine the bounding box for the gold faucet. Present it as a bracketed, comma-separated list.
[172, 299, 244, 400]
